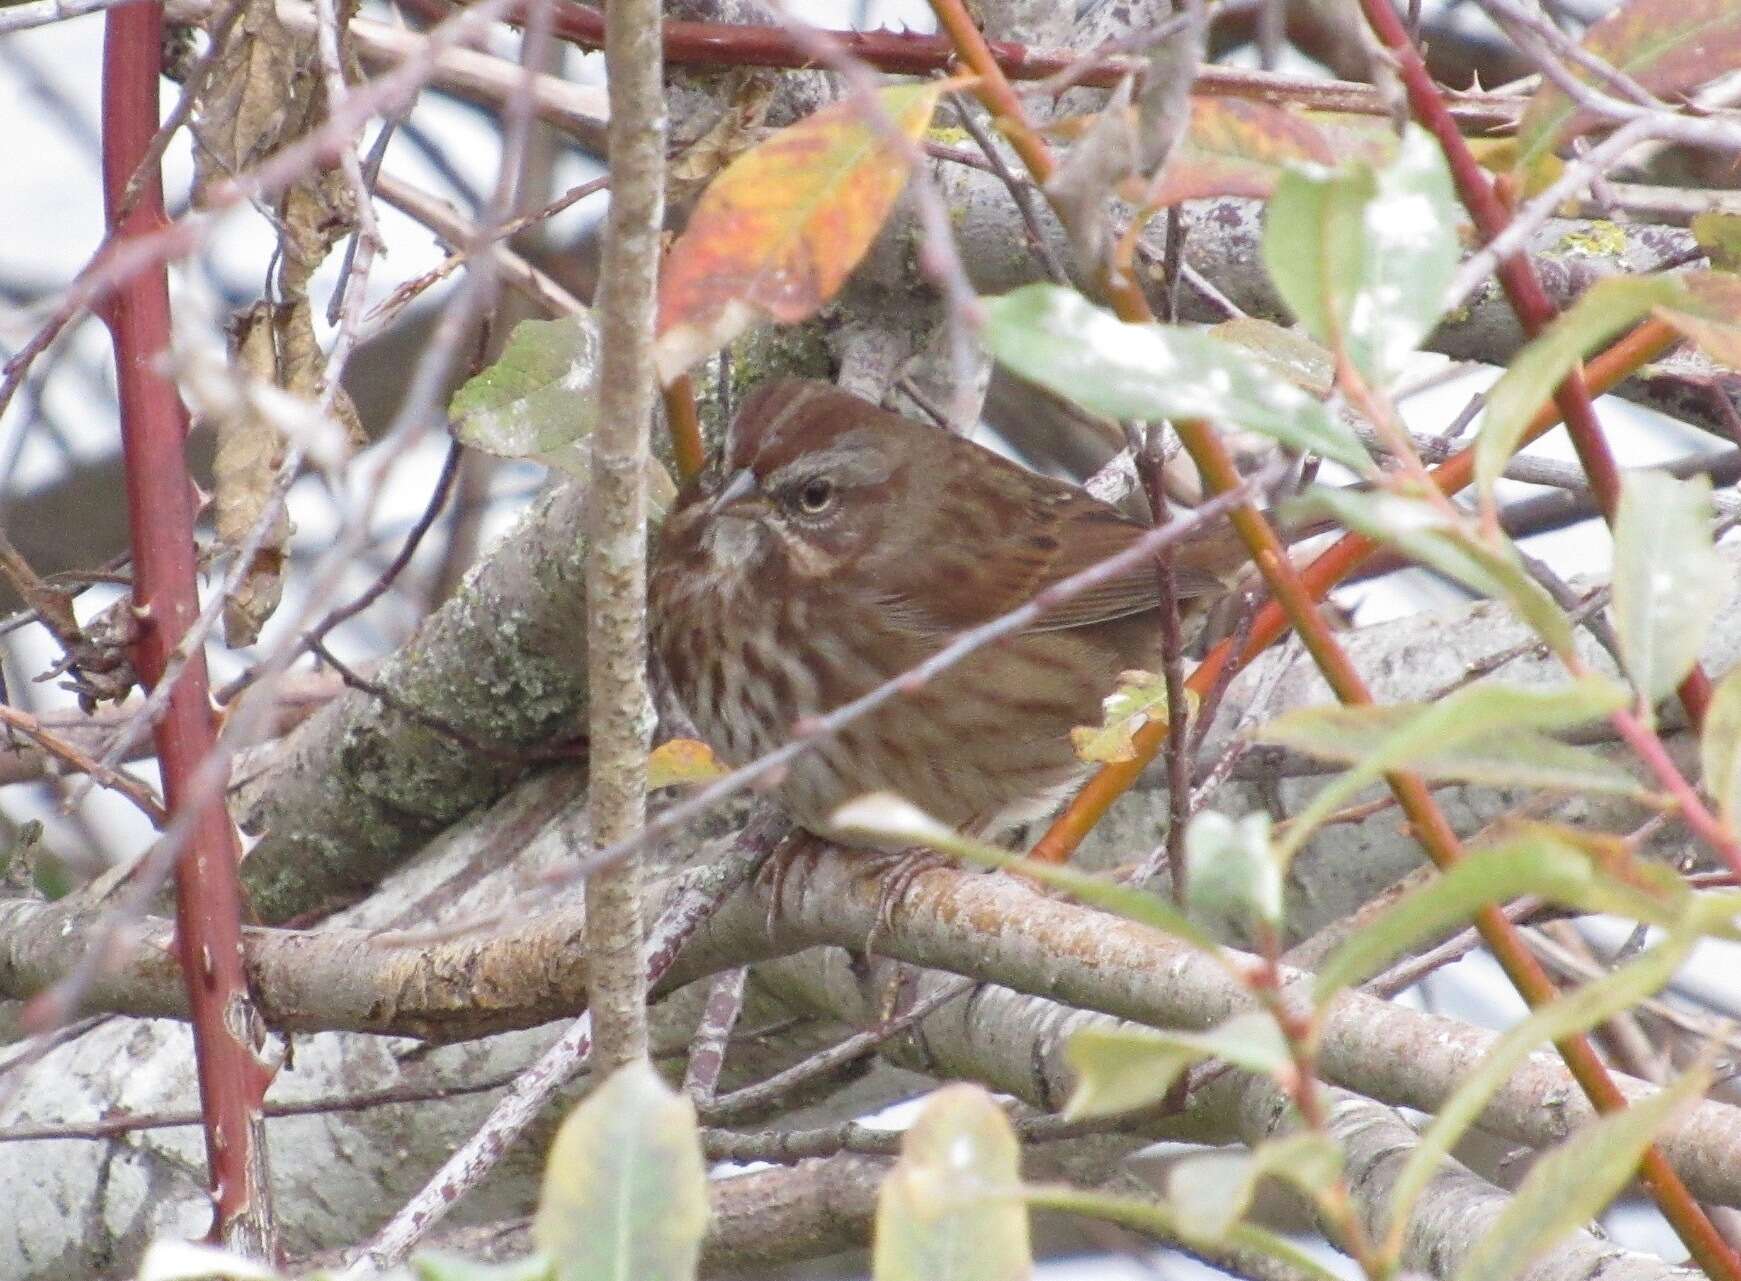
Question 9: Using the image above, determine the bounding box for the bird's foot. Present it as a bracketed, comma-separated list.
[756, 830, 824, 936]
[859, 845, 952, 953]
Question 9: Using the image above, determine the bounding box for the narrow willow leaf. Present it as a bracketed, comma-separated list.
[535, 1061, 708, 1281]
[1167, 1134, 1343, 1245]
[449, 313, 601, 478]
[1385, 934, 1695, 1240]
[1613, 470, 1728, 714]
[1263, 125, 1460, 384]
[1025, 1186, 1346, 1281]
[1702, 665, 1741, 829]
[1475, 276, 1686, 503]
[873, 1085, 1031, 1281]
[1259, 676, 1631, 860]
[981, 284, 1372, 472]
[1450, 1062, 1713, 1281]
[1065, 1012, 1290, 1119]
[1515, 0, 1741, 175]
[1313, 828, 1685, 1002]
[1290, 486, 1574, 653]
[1184, 810, 1284, 934]
[833, 793, 1213, 948]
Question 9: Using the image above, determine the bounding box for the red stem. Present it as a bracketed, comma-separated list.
[100, 7, 273, 1254]
[1355, 0, 1713, 731]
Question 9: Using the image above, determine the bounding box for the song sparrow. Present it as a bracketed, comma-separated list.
[649, 379, 1248, 853]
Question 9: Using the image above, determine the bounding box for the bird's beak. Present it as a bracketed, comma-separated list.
[709, 467, 760, 515]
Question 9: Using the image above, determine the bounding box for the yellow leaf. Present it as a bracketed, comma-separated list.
[1070, 670, 1195, 765]
[647, 738, 728, 789]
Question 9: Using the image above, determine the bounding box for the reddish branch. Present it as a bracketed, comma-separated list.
[1356, 0, 1715, 732]
[497, 0, 1522, 129]
[98, 5, 273, 1255]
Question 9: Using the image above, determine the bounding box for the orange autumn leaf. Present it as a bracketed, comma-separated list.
[1141, 97, 1334, 208]
[654, 81, 948, 384]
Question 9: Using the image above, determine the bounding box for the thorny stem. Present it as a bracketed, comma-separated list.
[924, 4, 1740, 1275]
[1354, 0, 1715, 733]
[98, 4, 273, 1255]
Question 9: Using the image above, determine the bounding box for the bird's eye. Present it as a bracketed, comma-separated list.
[797, 477, 835, 514]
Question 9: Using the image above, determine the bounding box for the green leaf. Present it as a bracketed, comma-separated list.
[1167, 1134, 1343, 1245]
[534, 1061, 708, 1281]
[1024, 1186, 1346, 1281]
[1312, 827, 1687, 1002]
[1385, 934, 1696, 1239]
[981, 284, 1373, 472]
[413, 1255, 552, 1281]
[1262, 125, 1460, 384]
[1289, 486, 1575, 653]
[1475, 276, 1686, 503]
[1184, 810, 1284, 935]
[1692, 213, 1741, 273]
[1065, 1012, 1290, 1119]
[873, 1085, 1031, 1281]
[449, 314, 600, 478]
[1515, 0, 1741, 175]
[1701, 665, 1741, 829]
[1450, 1062, 1714, 1281]
[831, 794, 1214, 949]
[1259, 676, 1633, 860]
[1613, 470, 1728, 714]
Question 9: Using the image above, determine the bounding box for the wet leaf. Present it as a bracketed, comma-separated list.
[983, 284, 1372, 472]
[1516, 0, 1741, 174]
[1262, 125, 1460, 384]
[656, 81, 948, 383]
[535, 1061, 707, 1281]
[873, 1085, 1031, 1281]
[1612, 470, 1727, 714]
[449, 314, 601, 477]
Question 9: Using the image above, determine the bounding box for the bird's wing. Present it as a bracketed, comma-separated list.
[875, 482, 1227, 636]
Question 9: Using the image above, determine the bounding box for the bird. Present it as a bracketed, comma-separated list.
[649, 379, 1256, 921]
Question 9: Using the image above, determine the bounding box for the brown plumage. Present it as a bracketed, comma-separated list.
[649, 378, 1240, 841]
